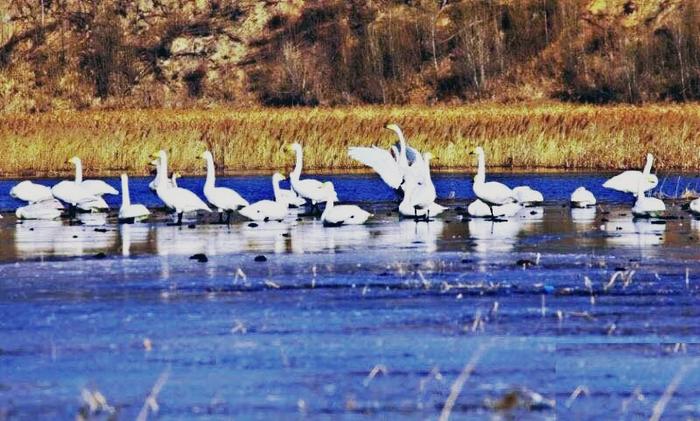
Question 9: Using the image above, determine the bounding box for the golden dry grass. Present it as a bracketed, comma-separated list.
[1, 102, 699, 177]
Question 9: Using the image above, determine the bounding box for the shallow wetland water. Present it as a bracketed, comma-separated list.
[1, 173, 700, 419]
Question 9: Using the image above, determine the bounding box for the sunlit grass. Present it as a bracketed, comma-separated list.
[1, 102, 699, 177]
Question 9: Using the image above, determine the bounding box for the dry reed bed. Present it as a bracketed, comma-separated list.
[1, 103, 699, 177]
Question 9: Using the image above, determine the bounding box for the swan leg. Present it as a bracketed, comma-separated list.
[226, 210, 233, 226]
[218, 212, 224, 224]
[177, 212, 183, 226]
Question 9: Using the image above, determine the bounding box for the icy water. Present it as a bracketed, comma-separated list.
[1, 173, 700, 420]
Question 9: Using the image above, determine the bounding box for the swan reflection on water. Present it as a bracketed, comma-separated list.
[468, 218, 523, 253]
[14, 219, 118, 258]
[571, 207, 597, 225]
[603, 214, 666, 250]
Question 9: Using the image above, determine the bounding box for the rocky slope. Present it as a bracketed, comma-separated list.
[0, 0, 694, 112]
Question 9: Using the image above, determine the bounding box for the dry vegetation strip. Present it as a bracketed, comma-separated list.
[1, 103, 699, 177]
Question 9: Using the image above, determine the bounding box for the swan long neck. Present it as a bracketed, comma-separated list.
[396, 128, 408, 167]
[272, 176, 282, 201]
[157, 155, 168, 187]
[292, 147, 302, 180]
[121, 175, 131, 207]
[205, 154, 216, 189]
[475, 151, 486, 184]
[74, 159, 83, 184]
[643, 154, 653, 175]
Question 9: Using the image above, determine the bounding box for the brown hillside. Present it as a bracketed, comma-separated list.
[0, 0, 696, 112]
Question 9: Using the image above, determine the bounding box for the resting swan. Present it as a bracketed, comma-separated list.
[201, 151, 249, 223]
[289, 142, 337, 208]
[467, 199, 521, 218]
[118, 174, 150, 223]
[10, 181, 53, 203]
[471, 147, 517, 217]
[15, 200, 63, 220]
[512, 186, 544, 206]
[632, 180, 665, 218]
[239, 173, 290, 222]
[321, 191, 372, 226]
[152, 150, 210, 225]
[570, 187, 596, 208]
[603, 153, 658, 196]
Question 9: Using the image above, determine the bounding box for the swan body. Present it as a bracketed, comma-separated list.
[51, 181, 106, 211]
[472, 147, 517, 214]
[321, 192, 372, 226]
[570, 187, 596, 208]
[690, 198, 700, 215]
[632, 193, 665, 217]
[15, 201, 62, 220]
[289, 142, 336, 204]
[67, 157, 118, 196]
[513, 186, 544, 206]
[275, 185, 306, 207]
[467, 199, 521, 218]
[118, 174, 150, 222]
[603, 153, 658, 196]
[239, 173, 290, 221]
[399, 201, 446, 218]
[10, 181, 53, 203]
[153, 151, 210, 222]
[201, 151, 249, 216]
[398, 152, 437, 218]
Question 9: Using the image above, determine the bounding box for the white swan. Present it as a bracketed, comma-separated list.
[118, 174, 150, 222]
[289, 142, 337, 208]
[632, 181, 665, 217]
[603, 153, 658, 196]
[690, 198, 700, 215]
[399, 200, 447, 218]
[10, 181, 53, 203]
[239, 173, 290, 222]
[321, 191, 372, 226]
[348, 123, 413, 190]
[467, 199, 521, 218]
[201, 151, 249, 223]
[273, 177, 306, 208]
[15, 201, 62, 220]
[152, 150, 210, 225]
[398, 153, 437, 219]
[348, 145, 403, 189]
[51, 179, 106, 215]
[512, 186, 544, 206]
[471, 147, 517, 216]
[68, 157, 119, 196]
[570, 187, 596, 208]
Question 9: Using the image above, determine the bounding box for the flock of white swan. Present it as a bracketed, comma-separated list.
[4, 124, 698, 226]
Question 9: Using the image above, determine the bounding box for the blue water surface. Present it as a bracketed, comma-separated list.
[1, 171, 699, 211]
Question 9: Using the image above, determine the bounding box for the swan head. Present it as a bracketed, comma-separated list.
[272, 172, 286, 183]
[471, 146, 484, 156]
[288, 142, 302, 153]
[200, 150, 213, 161]
[423, 152, 435, 161]
[172, 172, 180, 181]
[67, 156, 81, 166]
[385, 123, 401, 133]
[150, 150, 167, 163]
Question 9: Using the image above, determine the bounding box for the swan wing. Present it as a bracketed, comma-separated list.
[206, 187, 249, 211]
[82, 180, 119, 196]
[11, 181, 53, 203]
[323, 205, 371, 225]
[348, 147, 403, 189]
[119, 204, 150, 220]
[279, 189, 306, 206]
[239, 200, 286, 221]
[475, 181, 517, 206]
[171, 187, 210, 212]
